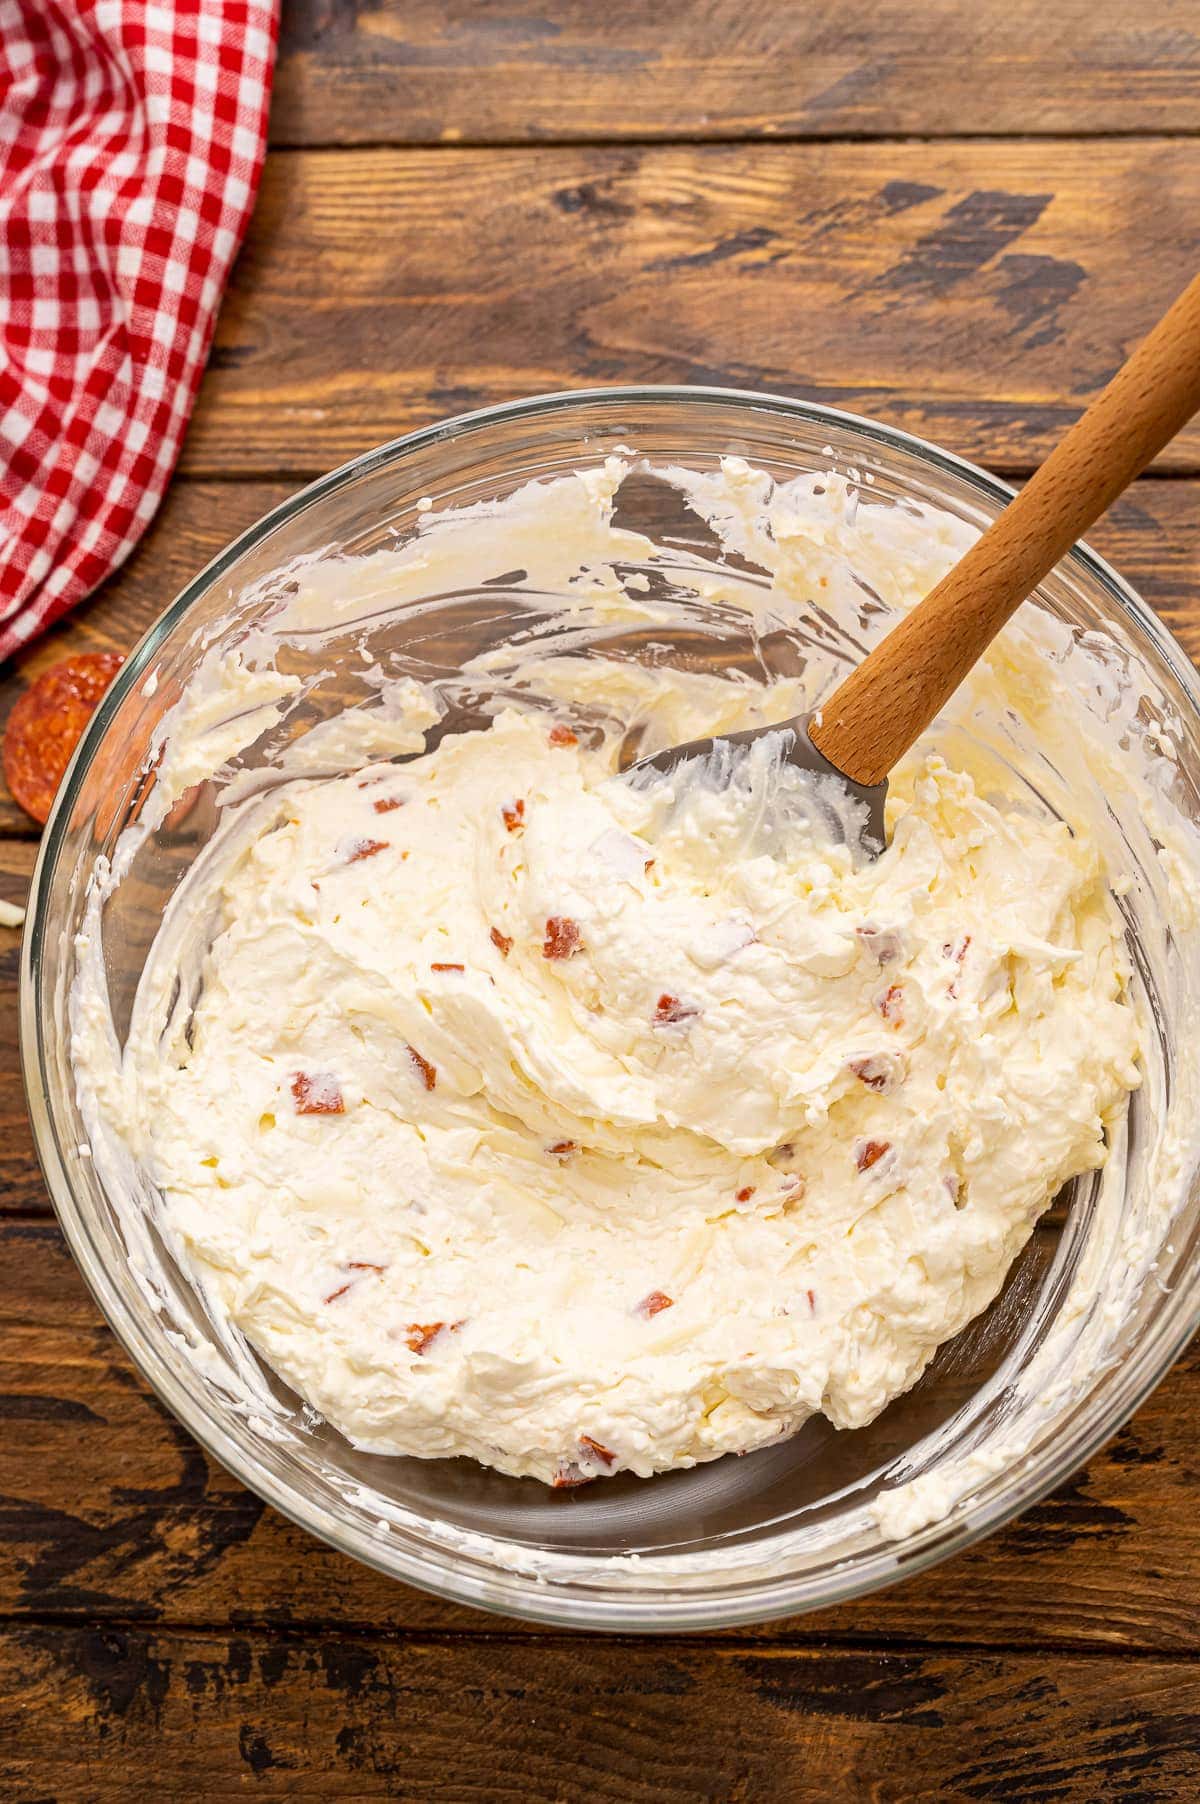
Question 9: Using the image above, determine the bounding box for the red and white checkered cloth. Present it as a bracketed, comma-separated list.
[0, 0, 278, 660]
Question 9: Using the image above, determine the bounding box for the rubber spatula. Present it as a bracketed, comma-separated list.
[631, 271, 1200, 849]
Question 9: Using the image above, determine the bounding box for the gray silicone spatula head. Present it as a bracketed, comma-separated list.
[624, 713, 889, 851]
[629, 271, 1200, 857]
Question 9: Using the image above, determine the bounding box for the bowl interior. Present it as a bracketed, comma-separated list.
[25, 390, 1200, 1625]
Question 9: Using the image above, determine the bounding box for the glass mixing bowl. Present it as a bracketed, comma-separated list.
[21, 388, 1200, 1630]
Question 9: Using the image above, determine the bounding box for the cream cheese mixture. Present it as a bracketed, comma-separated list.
[84, 579, 1142, 1484]
[71, 450, 1182, 1523]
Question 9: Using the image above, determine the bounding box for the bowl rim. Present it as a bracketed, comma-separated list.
[19, 382, 1200, 1631]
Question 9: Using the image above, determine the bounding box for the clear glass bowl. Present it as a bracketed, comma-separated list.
[21, 388, 1200, 1630]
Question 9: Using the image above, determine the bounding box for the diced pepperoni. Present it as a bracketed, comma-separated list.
[405, 1322, 447, 1355]
[547, 1140, 578, 1160]
[490, 925, 513, 957]
[552, 1461, 594, 1489]
[579, 1434, 617, 1468]
[636, 1289, 674, 1319]
[408, 1045, 437, 1090]
[323, 1261, 385, 1304]
[653, 993, 697, 1024]
[543, 916, 582, 960]
[405, 1319, 464, 1357]
[501, 798, 525, 833]
[292, 1072, 345, 1115]
[855, 1138, 891, 1172]
[373, 796, 404, 814]
[346, 837, 388, 863]
[848, 1055, 898, 1093]
[945, 934, 972, 997]
[430, 961, 464, 972]
[548, 723, 578, 747]
[879, 983, 905, 1025]
[735, 1185, 755, 1203]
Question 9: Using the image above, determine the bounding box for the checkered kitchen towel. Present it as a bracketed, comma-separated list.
[0, 0, 278, 660]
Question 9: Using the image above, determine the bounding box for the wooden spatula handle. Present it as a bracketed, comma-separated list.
[810, 270, 1200, 788]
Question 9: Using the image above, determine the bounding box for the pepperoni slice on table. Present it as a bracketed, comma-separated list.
[2, 652, 124, 824]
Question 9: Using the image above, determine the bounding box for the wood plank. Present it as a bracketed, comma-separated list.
[3, 1625, 1199, 1800]
[0, 482, 293, 841]
[183, 140, 1200, 479]
[1, 1220, 1198, 1651]
[273, 0, 1200, 145]
[0, 484, 296, 690]
[3, 475, 1197, 841]
[3, 479, 1197, 1653]
[0, 844, 35, 1212]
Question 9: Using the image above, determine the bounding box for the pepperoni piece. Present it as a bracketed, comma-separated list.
[879, 983, 905, 1025]
[653, 993, 697, 1025]
[543, 916, 582, 960]
[490, 926, 513, 957]
[548, 723, 578, 747]
[552, 1461, 594, 1489]
[405, 1319, 463, 1356]
[848, 1055, 897, 1093]
[856, 1138, 891, 1172]
[636, 1289, 674, 1319]
[345, 837, 389, 863]
[405, 1322, 446, 1356]
[2, 651, 124, 824]
[578, 1434, 617, 1468]
[292, 1072, 345, 1115]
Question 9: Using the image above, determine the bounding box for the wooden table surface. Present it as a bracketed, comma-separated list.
[3, 3, 1200, 1796]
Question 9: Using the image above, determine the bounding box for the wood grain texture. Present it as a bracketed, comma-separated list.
[3, 1625, 1199, 1800]
[4, 12, 1200, 1793]
[2, 1222, 1198, 1652]
[273, 0, 1200, 145]
[815, 272, 1200, 783]
[2, 476, 1196, 839]
[0, 844, 34, 1211]
[0, 483, 294, 840]
[184, 140, 1200, 479]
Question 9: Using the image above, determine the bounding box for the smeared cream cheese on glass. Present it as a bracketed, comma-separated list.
[89, 658, 1141, 1483]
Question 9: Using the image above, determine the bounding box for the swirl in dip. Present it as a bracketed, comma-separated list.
[74, 459, 1142, 1488]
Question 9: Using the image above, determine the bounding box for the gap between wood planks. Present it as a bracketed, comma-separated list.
[266, 131, 1200, 153]
[3, 1616, 1200, 1659]
[267, 0, 1200, 149]
[132, 465, 1200, 484]
[178, 137, 1200, 478]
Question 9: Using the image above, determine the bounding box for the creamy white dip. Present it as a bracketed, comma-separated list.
[71, 459, 1148, 1489]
